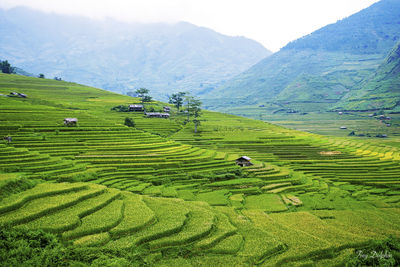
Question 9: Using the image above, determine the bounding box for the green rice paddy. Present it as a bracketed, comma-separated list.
[0, 73, 399, 265]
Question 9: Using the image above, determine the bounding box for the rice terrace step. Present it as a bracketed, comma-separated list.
[0, 61, 399, 265]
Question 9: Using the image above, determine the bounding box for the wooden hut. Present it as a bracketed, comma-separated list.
[235, 156, 253, 167]
[163, 106, 171, 112]
[64, 118, 78, 126]
[129, 104, 144, 112]
[145, 112, 170, 118]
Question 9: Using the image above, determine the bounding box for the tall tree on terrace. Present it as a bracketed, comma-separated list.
[135, 88, 152, 103]
[185, 95, 203, 133]
[168, 92, 186, 111]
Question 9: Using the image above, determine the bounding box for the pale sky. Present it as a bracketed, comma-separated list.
[0, 0, 381, 51]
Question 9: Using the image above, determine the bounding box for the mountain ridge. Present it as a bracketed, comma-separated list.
[203, 0, 400, 114]
[0, 6, 271, 99]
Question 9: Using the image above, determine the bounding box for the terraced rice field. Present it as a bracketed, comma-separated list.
[0, 74, 399, 265]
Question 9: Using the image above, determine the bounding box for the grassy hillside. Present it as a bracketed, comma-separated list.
[334, 41, 400, 112]
[0, 74, 399, 265]
[203, 0, 400, 116]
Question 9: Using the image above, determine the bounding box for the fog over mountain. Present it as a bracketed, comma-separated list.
[0, 7, 271, 98]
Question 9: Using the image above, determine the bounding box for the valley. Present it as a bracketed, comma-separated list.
[203, 0, 400, 120]
[0, 74, 399, 265]
[1, 0, 400, 265]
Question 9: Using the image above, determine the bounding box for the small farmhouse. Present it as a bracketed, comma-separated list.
[146, 112, 170, 118]
[236, 156, 253, 167]
[129, 104, 144, 112]
[163, 106, 171, 112]
[8, 92, 27, 98]
[64, 118, 78, 126]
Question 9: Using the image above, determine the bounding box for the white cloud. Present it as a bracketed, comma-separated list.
[0, 0, 380, 51]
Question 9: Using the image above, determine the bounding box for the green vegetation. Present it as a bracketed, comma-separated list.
[124, 117, 135, 128]
[168, 92, 186, 111]
[335, 41, 400, 112]
[0, 74, 399, 265]
[343, 236, 400, 266]
[185, 95, 203, 133]
[202, 0, 400, 119]
[0, 227, 147, 266]
[135, 88, 152, 103]
[0, 60, 15, 74]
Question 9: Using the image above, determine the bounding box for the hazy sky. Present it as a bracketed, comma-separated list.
[0, 0, 380, 51]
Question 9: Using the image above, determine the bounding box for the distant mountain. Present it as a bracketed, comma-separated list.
[334, 41, 400, 112]
[203, 0, 400, 114]
[13, 67, 35, 77]
[0, 7, 271, 99]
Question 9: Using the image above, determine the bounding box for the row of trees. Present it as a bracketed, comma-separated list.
[127, 88, 203, 133]
[168, 91, 203, 133]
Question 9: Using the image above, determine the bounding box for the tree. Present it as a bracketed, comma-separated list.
[168, 92, 186, 111]
[185, 95, 203, 133]
[38, 73, 45, 79]
[111, 105, 129, 112]
[142, 95, 153, 102]
[124, 117, 135, 127]
[135, 88, 152, 103]
[0, 60, 15, 74]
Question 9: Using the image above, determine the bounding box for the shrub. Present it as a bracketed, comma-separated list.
[0, 227, 59, 266]
[0, 227, 146, 266]
[343, 236, 400, 266]
[111, 105, 129, 112]
[0, 60, 15, 74]
[0, 174, 37, 202]
[124, 117, 135, 128]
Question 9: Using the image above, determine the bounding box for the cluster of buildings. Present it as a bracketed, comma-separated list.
[128, 104, 171, 118]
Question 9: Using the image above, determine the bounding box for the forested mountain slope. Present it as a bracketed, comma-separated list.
[0, 7, 270, 99]
[203, 0, 400, 115]
[334, 41, 400, 111]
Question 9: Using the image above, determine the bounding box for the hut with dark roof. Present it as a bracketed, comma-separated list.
[129, 104, 144, 112]
[145, 112, 170, 118]
[64, 118, 78, 126]
[236, 156, 253, 167]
